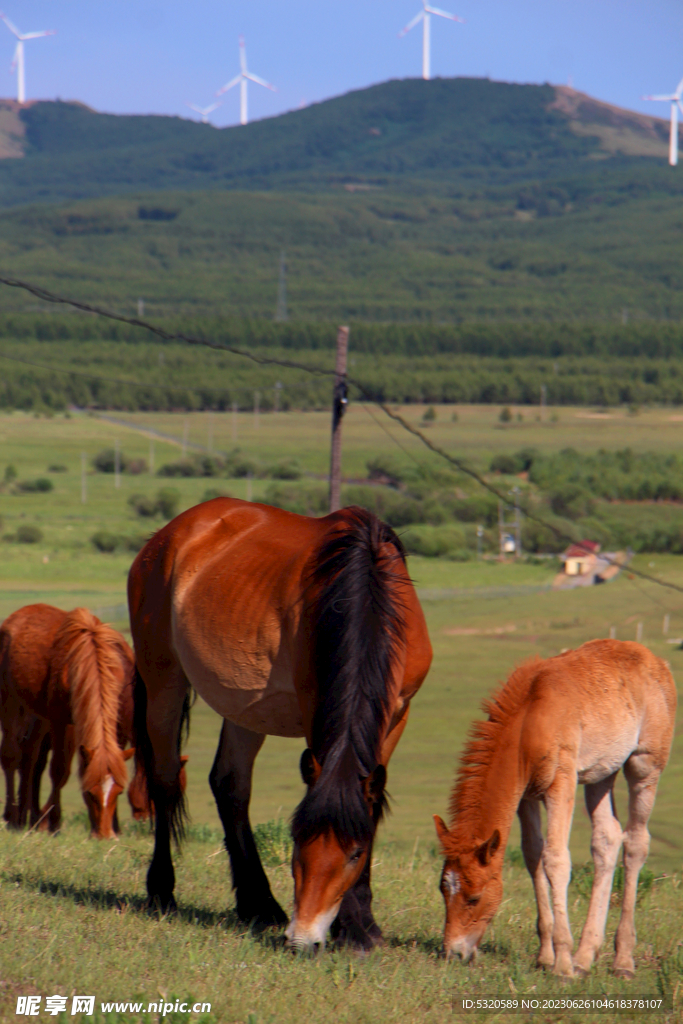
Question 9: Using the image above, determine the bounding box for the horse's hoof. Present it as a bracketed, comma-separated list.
[147, 895, 177, 917]
[613, 966, 635, 980]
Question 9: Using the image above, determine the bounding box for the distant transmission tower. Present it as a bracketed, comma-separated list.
[275, 250, 288, 322]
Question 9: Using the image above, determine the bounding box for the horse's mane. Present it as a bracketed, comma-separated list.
[51, 608, 133, 793]
[291, 507, 406, 848]
[446, 656, 542, 851]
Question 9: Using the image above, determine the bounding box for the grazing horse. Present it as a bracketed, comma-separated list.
[129, 499, 432, 948]
[434, 639, 676, 978]
[0, 604, 135, 838]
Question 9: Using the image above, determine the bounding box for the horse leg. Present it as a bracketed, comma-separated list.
[42, 725, 74, 833]
[518, 797, 555, 968]
[18, 718, 49, 828]
[542, 769, 577, 978]
[613, 753, 660, 979]
[209, 719, 287, 927]
[140, 669, 189, 914]
[0, 717, 21, 828]
[573, 774, 623, 975]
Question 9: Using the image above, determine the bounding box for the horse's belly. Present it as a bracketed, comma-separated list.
[577, 728, 639, 785]
[176, 635, 304, 738]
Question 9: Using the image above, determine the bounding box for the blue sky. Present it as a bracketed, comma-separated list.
[2, 1, 682, 127]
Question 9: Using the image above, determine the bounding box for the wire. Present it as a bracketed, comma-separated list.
[2, 271, 683, 597]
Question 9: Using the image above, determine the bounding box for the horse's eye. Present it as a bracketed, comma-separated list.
[467, 894, 481, 906]
[349, 849, 363, 863]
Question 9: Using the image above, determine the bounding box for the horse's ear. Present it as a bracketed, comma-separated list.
[180, 755, 189, 766]
[434, 814, 451, 849]
[122, 748, 135, 761]
[476, 829, 501, 866]
[363, 764, 387, 806]
[300, 748, 321, 788]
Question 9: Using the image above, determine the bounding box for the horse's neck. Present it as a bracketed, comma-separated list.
[454, 716, 528, 847]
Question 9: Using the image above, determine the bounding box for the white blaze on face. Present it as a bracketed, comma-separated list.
[101, 774, 115, 805]
[443, 868, 461, 899]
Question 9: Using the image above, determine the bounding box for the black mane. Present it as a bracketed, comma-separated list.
[291, 507, 406, 848]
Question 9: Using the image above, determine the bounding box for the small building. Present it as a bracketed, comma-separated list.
[561, 541, 601, 577]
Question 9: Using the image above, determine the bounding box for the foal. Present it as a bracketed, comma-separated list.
[435, 640, 676, 978]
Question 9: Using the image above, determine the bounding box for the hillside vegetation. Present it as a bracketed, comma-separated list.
[0, 79, 670, 206]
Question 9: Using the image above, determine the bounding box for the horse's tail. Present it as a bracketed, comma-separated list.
[53, 608, 129, 794]
[133, 662, 190, 844]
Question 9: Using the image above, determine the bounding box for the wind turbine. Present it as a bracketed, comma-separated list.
[643, 77, 683, 166]
[185, 100, 222, 124]
[0, 12, 55, 105]
[399, 0, 463, 81]
[217, 35, 276, 126]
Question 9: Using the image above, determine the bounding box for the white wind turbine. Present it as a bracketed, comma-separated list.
[185, 100, 222, 124]
[399, 0, 463, 81]
[0, 12, 55, 105]
[643, 77, 683, 166]
[217, 35, 276, 126]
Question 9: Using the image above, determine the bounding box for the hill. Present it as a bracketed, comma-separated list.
[0, 78, 672, 207]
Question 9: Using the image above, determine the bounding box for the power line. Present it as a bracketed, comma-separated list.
[1, 271, 682, 597]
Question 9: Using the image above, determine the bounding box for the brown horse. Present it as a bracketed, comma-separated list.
[434, 639, 676, 978]
[0, 604, 135, 838]
[129, 499, 432, 948]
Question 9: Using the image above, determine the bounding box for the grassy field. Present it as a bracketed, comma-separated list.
[0, 407, 682, 1022]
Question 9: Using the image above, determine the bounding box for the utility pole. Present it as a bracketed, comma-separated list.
[274, 381, 282, 414]
[329, 326, 349, 513]
[114, 439, 121, 490]
[232, 402, 238, 443]
[81, 452, 87, 504]
[182, 418, 189, 456]
[149, 438, 155, 474]
[254, 391, 260, 430]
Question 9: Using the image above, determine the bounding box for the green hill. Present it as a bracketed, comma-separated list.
[0, 78, 672, 207]
[0, 78, 680, 323]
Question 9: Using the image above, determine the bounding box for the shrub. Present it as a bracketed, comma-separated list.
[253, 818, 292, 867]
[128, 493, 158, 517]
[17, 477, 53, 493]
[549, 485, 595, 521]
[202, 488, 233, 502]
[47, 464, 67, 473]
[366, 456, 405, 488]
[422, 405, 437, 423]
[124, 533, 150, 553]
[4, 464, 17, 483]
[400, 524, 469, 558]
[263, 483, 328, 517]
[16, 524, 43, 544]
[499, 406, 512, 423]
[344, 485, 422, 528]
[127, 457, 148, 475]
[93, 448, 130, 473]
[156, 487, 180, 519]
[268, 461, 301, 480]
[158, 454, 225, 478]
[224, 452, 258, 478]
[90, 530, 119, 553]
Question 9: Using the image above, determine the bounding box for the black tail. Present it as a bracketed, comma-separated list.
[292, 507, 406, 847]
[133, 664, 190, 846]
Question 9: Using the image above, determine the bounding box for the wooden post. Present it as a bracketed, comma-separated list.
[254, 391, 260, 431]
[329, 326, 349, 513]
[114, 438, 121, 490]
[149, 438, 155, 474]
[182, 418, 189, 456]
[207, 412, 213, 453]
[232, 402, 238, 443]
[81, 452, 87, 504]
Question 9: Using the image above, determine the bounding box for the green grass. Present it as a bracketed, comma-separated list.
[1, 407, 682, 1022]
[0, 821, 681, 1023]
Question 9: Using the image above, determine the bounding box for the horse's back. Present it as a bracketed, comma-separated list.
[517, 639, 676, 786]
[0, 604, 66, 712]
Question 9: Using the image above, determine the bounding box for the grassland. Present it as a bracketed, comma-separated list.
[0, 406, 682, 1022]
